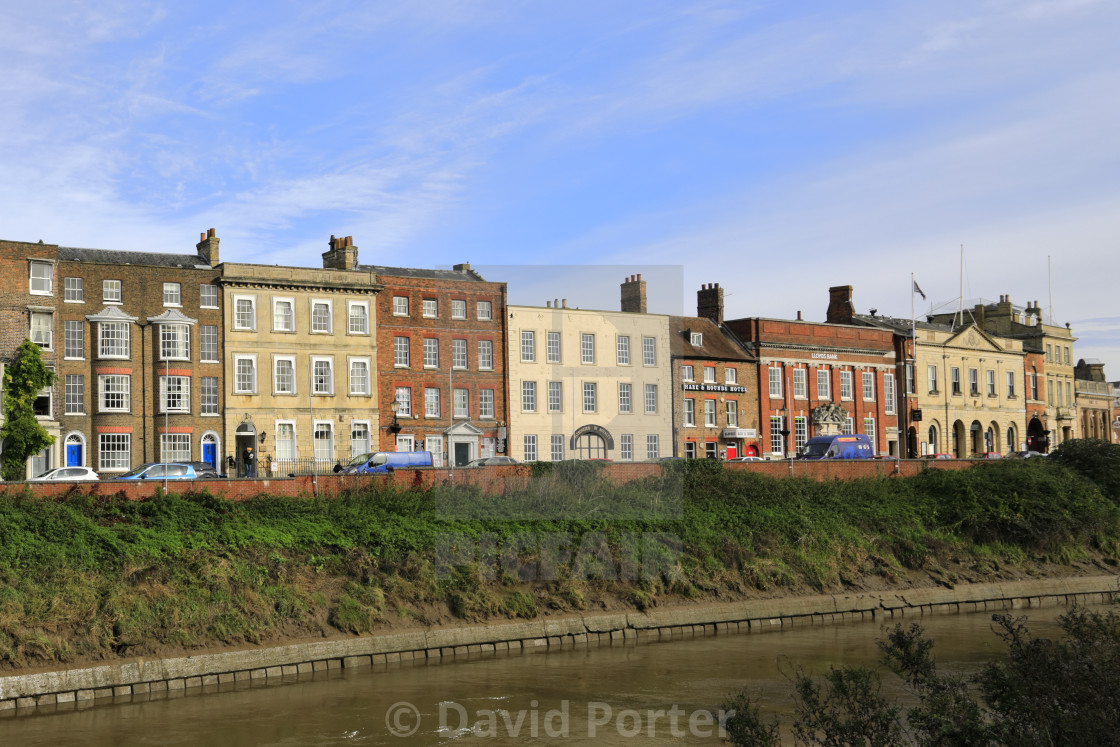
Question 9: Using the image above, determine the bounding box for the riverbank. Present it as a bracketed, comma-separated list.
[3, 574, 1117, 711]
[1, 450, 1118, 697]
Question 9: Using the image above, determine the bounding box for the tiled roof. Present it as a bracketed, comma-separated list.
[358, 264, 490, 282]
[668, 316, 752, 361]
[851, 313, 951, 333]
[59, 246, 209, 268]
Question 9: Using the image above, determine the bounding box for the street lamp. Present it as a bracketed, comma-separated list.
[388, 400, 402, 435]
[780, 427, 791, 459]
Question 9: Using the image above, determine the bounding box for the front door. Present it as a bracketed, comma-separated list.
[726, 444, 737, 460]
[66, 443, 82, 467]
[202, 441, 217, 470]
[454, 442, 471, 466]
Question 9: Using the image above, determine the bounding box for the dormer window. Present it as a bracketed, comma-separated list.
[690, 332, 703, 346]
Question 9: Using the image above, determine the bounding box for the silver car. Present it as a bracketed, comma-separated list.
[29, 466, 100, 482]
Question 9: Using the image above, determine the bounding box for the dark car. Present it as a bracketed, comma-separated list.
[464, 456, 521, 467]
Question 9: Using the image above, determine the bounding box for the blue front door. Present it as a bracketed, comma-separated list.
[203, 442, 216, 470]
[66, 444, 82, 467]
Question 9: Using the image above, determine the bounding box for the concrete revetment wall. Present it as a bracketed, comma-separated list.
[1, 576, 1115, 713]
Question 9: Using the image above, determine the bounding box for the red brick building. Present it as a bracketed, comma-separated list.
[362, 262, 508, 465]
[725, 308, 899, 458]
[669, 283, 759, 459]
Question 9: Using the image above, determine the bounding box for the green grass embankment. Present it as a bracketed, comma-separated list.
[1, 442, 1119, 670]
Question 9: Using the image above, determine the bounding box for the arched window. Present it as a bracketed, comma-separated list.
[927, 424, 938, 452]
[575, 433, 607, 459]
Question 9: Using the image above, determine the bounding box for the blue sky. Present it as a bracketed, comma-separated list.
[3, 1, 1119, 374]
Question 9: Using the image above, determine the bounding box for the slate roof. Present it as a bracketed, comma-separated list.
[357, 264, 490, 282]
[669, 316, 752, 361]
[851, 313, 952, 334]
[58, 246, 209, 268]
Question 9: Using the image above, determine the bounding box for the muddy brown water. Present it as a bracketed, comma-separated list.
[1, 604, 1096, 745]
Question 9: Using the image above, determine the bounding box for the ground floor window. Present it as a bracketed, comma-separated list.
[160, 433, 190, 462]
[276, 423, 296, 460]
[351, 422, 371, 456]
[99, 434, 130, 471]
[550, 434, 565, 461]
[794, 416, 808, 453]
[705, 441, 717, 459]
[396, 434, 414, 452]
[314, 422, 334, 462]
[770, 416, 784, 455]
[620, 434, 633, 461]
[646, 434, 660, 460]
[575, 433, 606, 459]
[524, 434, 537, 461]
[684, 441, 696, 459]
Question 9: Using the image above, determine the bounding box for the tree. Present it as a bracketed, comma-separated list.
[1, 339, 56, 480]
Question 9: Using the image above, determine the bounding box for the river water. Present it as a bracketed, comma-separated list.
[1, 604, 1092, 745]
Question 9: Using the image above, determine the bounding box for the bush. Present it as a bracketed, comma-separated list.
[1050, 439, 1120, 502]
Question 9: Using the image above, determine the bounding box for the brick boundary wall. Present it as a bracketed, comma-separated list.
[1, 575, 1116, 713]
[0, 459, 980, 501]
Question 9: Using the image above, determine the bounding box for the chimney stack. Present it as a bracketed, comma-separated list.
[322, 235, 359, 270]
[621, 273, 647, 313]
[196, 228, 219, 267]
[697, 282, 724, 324]
[826, 285, 855, 324]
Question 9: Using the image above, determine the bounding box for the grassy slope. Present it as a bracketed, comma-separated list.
[1, 456, 1117, 670]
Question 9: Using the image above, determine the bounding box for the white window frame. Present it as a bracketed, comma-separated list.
[550, 434, 565, 462]
[617, 335, 631, 365]
[272, 297, 295, 332]
[163, 282, 181, 307]
[233, 295, 256, 331]
[726, 400, 738, 427]
[99, 433, 130, 472]
[159, 375, 191, 413]
[453, 387, 469, 418]
[1007, 371, 1016, 397]
[422, 298, 438, 319]
[770, 416, 784, 456]
[98, 374, 131, 412]
[929, 364, 939, 394]
[726, 367, 737, 384]
[64, 320, 83, 360]
[424, 387, 441, 418]
[347, 301, 369, 335]
[684, 399, 695, 427]
[884, 373, 896, 415]
[581, 333, 595, 364]
[682, 365, 694, 381]
[987, 369, 996, 396]
[862, 371, 875, 401]
[98, 321, 129, 359]
[704, 398, 716, 427]
[690, 332, 702, 346]
[521, 331, 535, 362]
[350, 421, 372, 457]
[64, 375, 85, 415]
[452, 339, 467, 370]
[275, 421, 297, 460]
[310, 298, 333, 334]
[103, 279, 122, 303]
[478, 340, 493, 370]
[642, 336, 656, 366]
[450, 299, 467, 320]
[200, 376, 219, 414]
[161, 433, 191, 462]
[394, 387, 412, 417]
[704, 366, 716, 383]
[233, 354, 257, 394]
[769, 366, 782, 398]
[817, 368, 830, 399]
[583, 381, 597, 412]
[200, 284, 219, 309]
[30, 260, 53, 295]
[479, 389, 495, 419]
[795, 416, 808, 452]
[840, 370, 853, 400]
[30, 311, 53, 349]
[646, 434, 660, 460]
[200, 325, 219, 363]
[618, 382, 632, 413]
[64, 277, 83, 303]
[523, 434, 537, 462]
[546, 332, 561, 363]
[273, 355, 297, 395]
[645, 383, 657, 414]
[159, 324, 190, 361]
[393, 296, 409, 316]
[522, 381, 537, 412]
[313, 420, 335, 463]
[620, 433, 633, 461]
[311, 356, 334, 395]
[349, 357, 371, 396]
[423, 337, 439, 369]
[548, 381, 562, 413]
[793, 368, 807, 399]
[394, 336, 410, 368]
[476, 301, 492, 320]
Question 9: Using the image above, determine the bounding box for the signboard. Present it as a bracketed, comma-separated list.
[811, 353, 839, 360]
[721, 428, 756, 439]
[683, 383, 747, 393]
[911, 408, 923, 422]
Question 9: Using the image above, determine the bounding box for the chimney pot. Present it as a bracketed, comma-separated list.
[797, 310, 802, 321]
[547, 301, 551, 308]
[208, 227, 215, 238]
[562, 298, 567, 308]
[196, 228, 220, 267]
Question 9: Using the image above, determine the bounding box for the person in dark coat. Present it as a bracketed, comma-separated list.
[244, 446, 256, 478]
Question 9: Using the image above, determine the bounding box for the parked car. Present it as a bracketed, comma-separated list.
[464, 456, 521, 467]
[29, 466, 100, 482]
[1010, 450, 1046, 459]
[730, 456, 765, 462]
[797, 434, 875, 460]
[339, 452, 376, 474]
[972, 452, 1003, 460]
[111, 463, 214, 480]
[922, 453, 956, 460]
[189, 461, 222, 477]
[345, 451, 435, 475]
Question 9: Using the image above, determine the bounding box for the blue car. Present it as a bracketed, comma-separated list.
[111, 462, 219, 480]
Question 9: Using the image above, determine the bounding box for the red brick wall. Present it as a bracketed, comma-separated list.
[0, 460, 978, 501]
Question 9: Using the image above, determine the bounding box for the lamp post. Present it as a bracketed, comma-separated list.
[388, 400, 402, 437]
[780, 427, 791, 459]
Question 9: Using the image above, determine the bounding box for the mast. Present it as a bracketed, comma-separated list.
[1048, 255, 1054, 325]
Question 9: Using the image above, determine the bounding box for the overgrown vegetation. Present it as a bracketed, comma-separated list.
[1, 450, 1119, 668]
[0, 340, 56, 481]
[722, 606, 1120, 745]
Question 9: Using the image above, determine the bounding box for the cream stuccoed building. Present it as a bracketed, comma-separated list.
[507, 283, 672, 462]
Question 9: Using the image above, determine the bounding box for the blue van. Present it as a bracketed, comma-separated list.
[797, 435, 874, 460]
[347, 451, 434, 474]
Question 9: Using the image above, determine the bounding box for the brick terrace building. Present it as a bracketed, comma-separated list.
[45, 234, 223, 474]
[366, 261, 507, 465]
[669, 283, 758, 459]
[726, 301, 898, 458]
[0, 239, 63, 476]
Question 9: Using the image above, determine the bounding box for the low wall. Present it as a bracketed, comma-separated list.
[2, 575, 1115, 714]
[0, 459, 976, 501]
